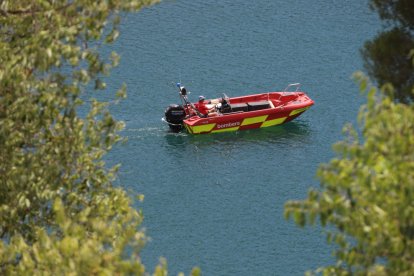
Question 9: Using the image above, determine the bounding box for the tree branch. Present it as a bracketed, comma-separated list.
[0, 3, 72, 17]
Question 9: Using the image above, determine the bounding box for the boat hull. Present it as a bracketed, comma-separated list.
[183, 91, 313, 134]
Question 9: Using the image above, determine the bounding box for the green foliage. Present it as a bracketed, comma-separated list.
[0, 0, 203, 275]
[362, 0, 414, 103]
[285, 73, 414, 275]
[287, 1, 414, 273]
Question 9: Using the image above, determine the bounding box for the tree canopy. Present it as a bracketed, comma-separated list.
[285, 73, 414, 274]
[0, 0, 199, 274]
[285, 0, 414, 273]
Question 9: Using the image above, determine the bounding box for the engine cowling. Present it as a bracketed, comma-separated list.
[164, 104, 186, 132]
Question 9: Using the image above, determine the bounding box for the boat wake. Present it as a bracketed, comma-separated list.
[122, 126, 189, 140]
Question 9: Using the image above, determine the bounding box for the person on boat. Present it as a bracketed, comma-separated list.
[197, 95, 218, 117]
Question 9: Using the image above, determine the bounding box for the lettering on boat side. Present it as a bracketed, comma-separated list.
[217, 122, 240, 129]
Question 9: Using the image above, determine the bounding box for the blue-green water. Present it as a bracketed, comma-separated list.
[106, 1, 379, 275]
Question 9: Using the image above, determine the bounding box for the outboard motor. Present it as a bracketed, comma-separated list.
[164, 104, 186, 132]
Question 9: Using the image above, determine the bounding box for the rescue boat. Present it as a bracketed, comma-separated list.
[163, 83, 314, 134]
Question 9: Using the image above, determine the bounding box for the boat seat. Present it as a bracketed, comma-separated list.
[230, 103, 249, 112]
[247, 101, 271, 111]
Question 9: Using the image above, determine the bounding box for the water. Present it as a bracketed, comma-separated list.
[105, 1, 380, 275]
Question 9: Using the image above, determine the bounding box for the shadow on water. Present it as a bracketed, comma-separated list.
[163, 120, 312, 151]
[118, 120, 313, 162]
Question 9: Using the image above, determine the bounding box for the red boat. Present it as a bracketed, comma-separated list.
[164, 83, 314, 134]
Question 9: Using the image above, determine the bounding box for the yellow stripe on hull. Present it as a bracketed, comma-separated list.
[261, 117, 287, 128]
[289, 107, 309, 116]
[241, 115, 268, 126]
[185, 124, 193, 134]
[188, 123, 216, 134]
[191, 123, 216, 134]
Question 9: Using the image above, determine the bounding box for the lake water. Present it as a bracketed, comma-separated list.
[106, 1, 380, 275]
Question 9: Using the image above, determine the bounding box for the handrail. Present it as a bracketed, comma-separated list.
[283, 83, 301, 92]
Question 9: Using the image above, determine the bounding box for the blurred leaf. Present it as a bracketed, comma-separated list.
[0, 0, 191, 275]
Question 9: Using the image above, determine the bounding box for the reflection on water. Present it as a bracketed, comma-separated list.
[119, 120, 313, 165]
[163, 120, 312, 151]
